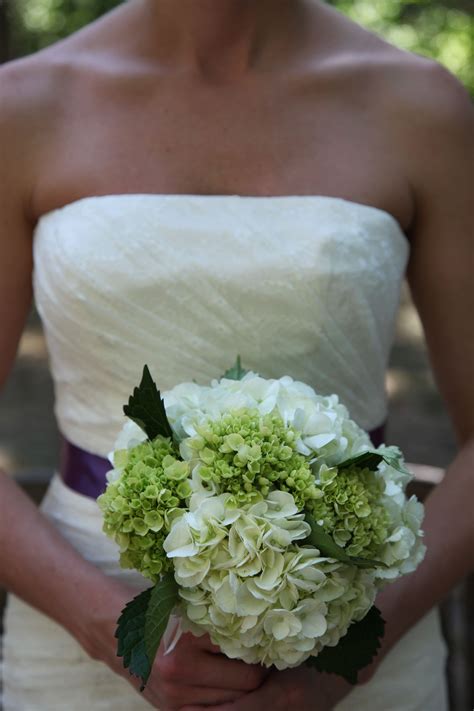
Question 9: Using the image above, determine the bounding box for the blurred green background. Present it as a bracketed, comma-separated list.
[1, 0, 473, 93]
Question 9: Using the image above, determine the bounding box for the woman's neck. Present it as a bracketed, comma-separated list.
[135, 0, 308, 77]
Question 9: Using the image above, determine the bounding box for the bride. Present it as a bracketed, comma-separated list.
[0, 1, 472, 709]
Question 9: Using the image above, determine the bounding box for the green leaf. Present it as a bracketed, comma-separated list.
[221, 355, 249, 381]
[338, 450, 408, 477]
[115, 573, 180, 691]
[382, 454, 411, 476]
[338, 451, 385, 471]
[123, 365, 174, 441]
[144, 573, 180, 682]
[306, 605, 385, 684]
[115, 587, 153, 685]
[305, 514, 386, 569]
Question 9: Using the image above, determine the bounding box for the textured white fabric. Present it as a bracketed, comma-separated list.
[2, 475, 448, 710]
[32, 194, 409, 455]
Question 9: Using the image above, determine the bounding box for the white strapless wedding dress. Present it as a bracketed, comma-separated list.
[2, 194, 448, 710]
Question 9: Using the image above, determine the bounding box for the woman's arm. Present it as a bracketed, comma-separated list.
[0, 472, 130, 655]
[0, 58, 144, 697]
[0, 60, 266, 709]
[0, 61, 126, 657]
[374, 58, 474, 662]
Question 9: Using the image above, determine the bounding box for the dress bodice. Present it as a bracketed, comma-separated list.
[32, 194, 409, 456]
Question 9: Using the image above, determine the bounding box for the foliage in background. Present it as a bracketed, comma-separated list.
[4, 0, 474, 94]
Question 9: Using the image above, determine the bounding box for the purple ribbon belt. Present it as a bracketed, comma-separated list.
[61, 423, 386, 500]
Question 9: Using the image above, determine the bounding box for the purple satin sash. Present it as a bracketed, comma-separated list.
[61, 423, 386, 499]
[60, 439, 112, 499]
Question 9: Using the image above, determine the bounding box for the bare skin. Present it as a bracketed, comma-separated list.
[0, 0, 473, 709]
[11, 0, 419, 226]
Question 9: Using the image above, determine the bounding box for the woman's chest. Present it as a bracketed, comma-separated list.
[34, 70, 412, 229]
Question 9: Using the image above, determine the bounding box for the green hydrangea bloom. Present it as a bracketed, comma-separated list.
[97, 436, 192, 581]
[308, 464, 390, 558]
[184, 409, 322, 509]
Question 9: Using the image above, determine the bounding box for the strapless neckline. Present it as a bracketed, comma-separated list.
[35, 192, 408, 245]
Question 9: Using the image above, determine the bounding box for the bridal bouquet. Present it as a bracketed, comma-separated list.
[98, 358, 425, 689]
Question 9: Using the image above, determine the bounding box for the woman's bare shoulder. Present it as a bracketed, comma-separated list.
[0, 51, 73, 213]
[0, 3, 129, 101]
[366, 49, 473, 182]
[361, 41, 472, 126]
[360, 48, 472, 225]
[0, 0, 140, 105]
[316, 5, 471, 151]
[0, 4, 136, 207]
[309, 1, 470, 114]
[0, 53, 65, 126]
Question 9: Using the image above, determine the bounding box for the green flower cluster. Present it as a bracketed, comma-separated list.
[185, 409, 322, 509]
[308, 465, 390, 558]
[97, 437, 192, 581]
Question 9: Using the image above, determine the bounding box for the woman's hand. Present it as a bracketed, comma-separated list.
[83, 582, 268, 710]
[147, 631, 269, 709]
[188, 665, 352, 711]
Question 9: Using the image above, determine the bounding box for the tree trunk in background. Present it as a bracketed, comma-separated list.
[0, 0, 9, 63]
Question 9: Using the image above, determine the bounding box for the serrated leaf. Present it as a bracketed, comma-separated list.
[306, 605, 385, 684]
[115, 574, 180, 691]
[115, 587, 153, 684]
[221, 355, 249, 381]
[305, 514, 386, 569]
[144, 573, 179, 683]
[123, 365, 173, 441]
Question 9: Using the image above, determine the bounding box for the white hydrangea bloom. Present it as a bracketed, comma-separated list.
[364, 456, 426, 580]
[164, 490, 377, 668]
